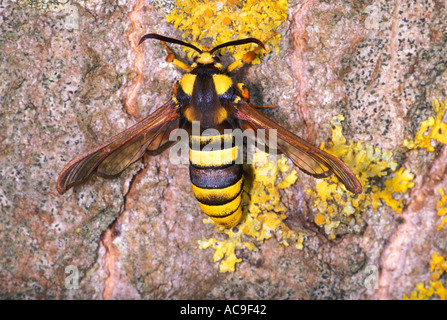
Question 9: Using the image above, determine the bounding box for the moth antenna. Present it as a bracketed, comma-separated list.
[139, 33, 202, 54]
[210, 38, 265, 54]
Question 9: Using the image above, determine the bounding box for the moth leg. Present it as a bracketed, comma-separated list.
[161, 41, 192, 72]
[236, 83, 275, 108]
[236, 83, 250, 102]
[226, 33, 278, 73]
[226, 46, 263, 73]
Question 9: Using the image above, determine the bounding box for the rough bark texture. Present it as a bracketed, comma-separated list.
[1, 0, 446, 299]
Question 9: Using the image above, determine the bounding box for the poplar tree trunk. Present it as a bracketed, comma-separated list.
[1, 0, 446, 300]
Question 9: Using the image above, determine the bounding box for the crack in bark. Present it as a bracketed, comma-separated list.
[377, 145, 447, 299]
[291, 0, 318, 142]
[100, 0, 147, 300]
[122, 0, 146, 119]
[100, 159, 148, 300]
[101, 219, 121, 300]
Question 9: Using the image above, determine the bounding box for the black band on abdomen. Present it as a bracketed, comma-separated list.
[189, 163, 242, 189]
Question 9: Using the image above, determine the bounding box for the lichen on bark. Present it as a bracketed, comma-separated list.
[1, 0, 446, 300]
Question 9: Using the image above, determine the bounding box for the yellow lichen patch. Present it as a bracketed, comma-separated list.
[314, 213, 326, 226]
[404, 98, 447, 151]
[403, 98, 447, 229]
[166, 0, 288, 62]
[430, 252, 447, 281]
[436, 188, 447, 231]
[306, 115, 415, 238]
[198, 152, 305, 273]
[198, 231, 246, 273]
[403, 252, 447, 300]
[372, 167, 415, 213]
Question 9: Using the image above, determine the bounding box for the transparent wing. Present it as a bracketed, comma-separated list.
[57, 100, 180, 194]
[233, 100, 362, 194]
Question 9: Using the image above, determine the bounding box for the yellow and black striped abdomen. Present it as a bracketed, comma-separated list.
[189, 133, 243, 228]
